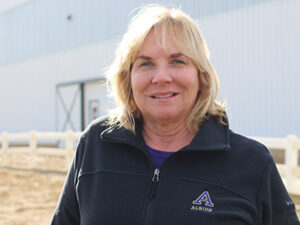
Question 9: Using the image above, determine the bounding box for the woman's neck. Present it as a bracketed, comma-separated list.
[142, 119, 196, 152]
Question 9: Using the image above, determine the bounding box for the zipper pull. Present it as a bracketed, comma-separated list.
[151, 168, 160, 199]
[152, 168, 160, 182]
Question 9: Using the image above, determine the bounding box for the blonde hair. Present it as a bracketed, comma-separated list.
[106, 4, 226, 134]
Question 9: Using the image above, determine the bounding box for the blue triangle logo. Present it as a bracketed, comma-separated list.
[192, 191, 214, 207]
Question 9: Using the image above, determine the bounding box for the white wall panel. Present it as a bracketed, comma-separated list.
[1, 0, 299, 138]
[83, 81, 113, 127]
[0, 38, 117, 132]
[198, 0, 300, 137]
[0, 0, 278, 66]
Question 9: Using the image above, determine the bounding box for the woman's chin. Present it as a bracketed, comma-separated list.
[149, 113, 183, 123]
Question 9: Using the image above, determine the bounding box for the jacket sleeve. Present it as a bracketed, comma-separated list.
[257, 156, 300, 225]
[50, 136, 85, 225]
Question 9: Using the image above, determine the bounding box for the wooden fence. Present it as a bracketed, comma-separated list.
[251, 135, 300, 195]
[0, 132, 300, 194]
[0, 131, 81, 172]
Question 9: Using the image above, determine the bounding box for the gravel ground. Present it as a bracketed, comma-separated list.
[0, 168, 65, 225]
[0, 162, 299, 224]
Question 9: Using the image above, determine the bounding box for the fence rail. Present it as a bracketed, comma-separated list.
[0, 132, 300, 194]
[0, 131, 81, 171]
[251, 135, 300, 195]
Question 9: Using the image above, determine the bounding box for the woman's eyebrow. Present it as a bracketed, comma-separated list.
[134, 53, 185, 63]
[169, 52, 184, 58]
[135, 55, 152, 61]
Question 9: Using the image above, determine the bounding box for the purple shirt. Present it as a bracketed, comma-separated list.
[147, 146, 175, 168]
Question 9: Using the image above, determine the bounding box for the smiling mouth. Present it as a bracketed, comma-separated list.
[151, 93, 177, 98]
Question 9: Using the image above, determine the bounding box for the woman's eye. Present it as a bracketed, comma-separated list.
[140, 61, 153, 67]
[172, 59, 185, 65]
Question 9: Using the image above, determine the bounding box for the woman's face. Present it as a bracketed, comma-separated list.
[131, 29, 199, 124]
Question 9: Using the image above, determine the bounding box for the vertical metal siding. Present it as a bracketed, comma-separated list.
[1, 0, 298, 137]
[0, 0, 280, 66]
[199, 0, 300, 137]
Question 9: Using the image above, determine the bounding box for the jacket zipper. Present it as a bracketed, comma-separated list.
[102, 134, 228, 224]
[143, 168, 160, 225]
[151, 168, 160, 198]
[142, 151, 198, 225]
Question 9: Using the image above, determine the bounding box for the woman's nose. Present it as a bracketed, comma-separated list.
[151, 66, 172, 84]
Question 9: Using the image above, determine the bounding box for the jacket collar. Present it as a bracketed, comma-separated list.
[101, 116, 230, 152]
[184, 117, 230, 151]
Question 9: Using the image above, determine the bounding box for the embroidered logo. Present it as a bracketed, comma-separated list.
[191, 191, 214, 213]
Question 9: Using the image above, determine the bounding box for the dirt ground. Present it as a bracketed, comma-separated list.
[0, 168, 66, 225]
[0, 166, 299, 225]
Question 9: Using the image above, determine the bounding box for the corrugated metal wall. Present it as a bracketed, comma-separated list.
[0, 0, 279, 66]
[0, 0, 299, 137]
[198, 0, 300, 137]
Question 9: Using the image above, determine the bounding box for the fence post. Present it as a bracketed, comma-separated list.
[1, 132, 9, 167]
[285, 135, 299, 194]
[65, 130, 74, 171]
[30, 131, 37, 169]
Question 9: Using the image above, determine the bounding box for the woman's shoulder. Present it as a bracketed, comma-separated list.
[81, 116, 110, 139]
[229, 129, 272, 160]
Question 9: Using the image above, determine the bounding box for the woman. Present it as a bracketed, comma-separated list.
[51, 4, 299, 225]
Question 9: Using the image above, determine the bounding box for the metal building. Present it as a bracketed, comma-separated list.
[0, 0, 299, 137]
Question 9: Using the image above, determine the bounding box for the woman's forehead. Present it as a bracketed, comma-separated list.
[135, 28, 185, 58]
